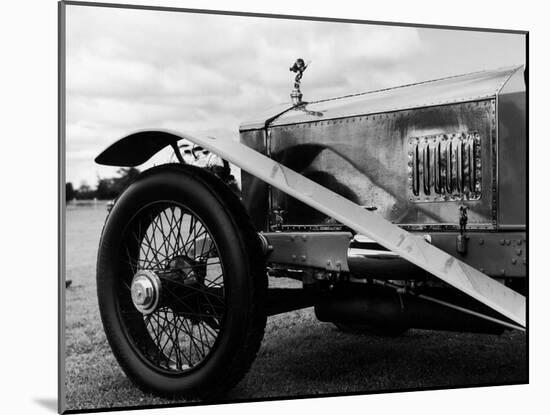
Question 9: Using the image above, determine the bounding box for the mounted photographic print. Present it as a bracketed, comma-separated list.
[59, 1, 528, 413]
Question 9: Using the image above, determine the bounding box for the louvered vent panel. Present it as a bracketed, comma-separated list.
[408, 132, 481, 202]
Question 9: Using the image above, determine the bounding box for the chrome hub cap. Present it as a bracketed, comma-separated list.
[131, 270, 161, 314]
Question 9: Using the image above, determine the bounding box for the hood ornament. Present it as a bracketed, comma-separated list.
[289, 58, 308, 105]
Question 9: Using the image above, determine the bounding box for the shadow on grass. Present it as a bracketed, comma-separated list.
[226, 320, 527, 400]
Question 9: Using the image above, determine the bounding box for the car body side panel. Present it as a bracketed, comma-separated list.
[267, 100, 496, 229]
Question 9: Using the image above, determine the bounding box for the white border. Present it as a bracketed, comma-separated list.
[2, 0, 547, 414]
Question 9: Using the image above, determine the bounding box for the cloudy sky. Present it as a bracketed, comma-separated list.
[65, 4, 525, 188]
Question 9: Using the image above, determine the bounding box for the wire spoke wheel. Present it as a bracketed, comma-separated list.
[97, 165, 266, 398]
[119, 203, 225, 373]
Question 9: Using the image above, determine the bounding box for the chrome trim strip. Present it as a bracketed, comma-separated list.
[457, 138, 464, 192]
[348, 248, 401, 260]
[469, 136, 476, 193]
[434, 141, 441, 194]
[446, 139, 453, 193]
[423, 141, 430, 195]
[412, 142, 419, 195]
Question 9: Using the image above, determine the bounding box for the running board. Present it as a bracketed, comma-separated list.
[147, 130, 526, 327]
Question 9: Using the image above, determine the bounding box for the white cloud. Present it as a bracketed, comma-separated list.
[64, 5, 524, 188]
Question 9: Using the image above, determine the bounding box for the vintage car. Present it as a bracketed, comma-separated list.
[95, 60, 526, 399]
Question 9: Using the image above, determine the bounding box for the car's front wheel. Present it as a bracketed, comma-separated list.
[97, 164, 266, 399]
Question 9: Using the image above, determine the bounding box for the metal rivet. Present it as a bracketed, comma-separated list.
[479, 239, 484, 245]
[301, 255, 306, 262]
[499, 240, 505, 245]
[517, 239, 522, 246]
[506, 240, 511, 246]
[512, 258, 517, 264]
[516, 249, 522, 256]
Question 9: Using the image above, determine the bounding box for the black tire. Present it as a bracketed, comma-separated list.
[97, 164, 267, 399]
[334, 322, 409, 337]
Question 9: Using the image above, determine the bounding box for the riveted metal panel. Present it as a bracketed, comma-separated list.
[427, 232, 526, 278]
[268, 99, 496, 230]
[497, 68, 526, 227]
[263, 232, 352, 272]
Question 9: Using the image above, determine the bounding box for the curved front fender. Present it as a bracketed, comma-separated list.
[95, 129, 202, 167]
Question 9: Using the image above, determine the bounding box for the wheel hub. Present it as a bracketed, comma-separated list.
[131, 270, 161, 314]
[168, 256, 205, 284]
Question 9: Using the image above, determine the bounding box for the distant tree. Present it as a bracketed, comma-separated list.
[66, 182, 75, 202]
[117, 167, 140, 188]
[94, 168, 140, 200]
[71, 169, 141, 201]
[96, 177, 118, 200]
[79, 180, 90, 191]
[75, 182, 95, 200]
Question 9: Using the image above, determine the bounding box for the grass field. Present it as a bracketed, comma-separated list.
[64, 203, 527, 412]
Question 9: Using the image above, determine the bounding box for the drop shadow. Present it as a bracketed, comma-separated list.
[34, 398, 57, 413]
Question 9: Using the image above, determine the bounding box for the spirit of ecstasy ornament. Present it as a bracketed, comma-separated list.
[289, 58, 308, 105]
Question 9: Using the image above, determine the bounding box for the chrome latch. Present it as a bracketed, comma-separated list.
[271, 208, 285, 231]
[456, 205, 469, 255]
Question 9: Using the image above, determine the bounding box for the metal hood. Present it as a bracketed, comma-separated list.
[239, 65, 524, 131]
